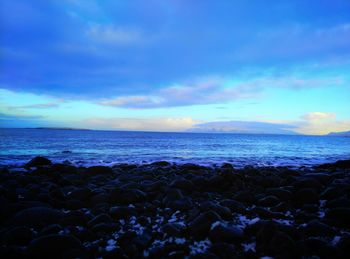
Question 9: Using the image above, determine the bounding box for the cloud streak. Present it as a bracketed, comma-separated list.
[99, 76, 343, 109]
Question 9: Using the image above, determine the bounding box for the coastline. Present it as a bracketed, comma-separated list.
[1, 157, 350, 258]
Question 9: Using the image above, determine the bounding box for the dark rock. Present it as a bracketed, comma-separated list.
[336, 235, 350, 258]
[2, 226, 34, 245]
[170, 178, 195, 191]
[200, 201, 232, 220]
[303, 219, 336, 237]
[162, 223, 181, 236]
[294, 188, 319, 204]
[209, 222, 243, 243]
[320, 187, 342, 200]
[11, 207, 64, 227]
[28, 234, 83, 258]
[132, 232, 152, 249]
[110, 189, 147, 204]
[234, 191, 255, 204]
[67, 188, 92, 200]
[325, 207, 350, 227]
[326, 198, 350, 209]
[188, 210, 222, 237]
[257, 195, 280, 207]
[265, 188, 292, 200]
[302, 237, 337, 258]
[220, 199, 246, 213]
[26, 156, 52, 167]
[91, 222, 118, 234]
[293, 178, 323, 190]
[88, 213, 113, 227]
[109, 206, 137, 219]
[151, 161, 171, 167]
[162, 188, 184, 204]
[210, 242, 236, 258]
[39, 224, 63, 236]
[168, 197, 194, 211]
[85, 166, 113, 174]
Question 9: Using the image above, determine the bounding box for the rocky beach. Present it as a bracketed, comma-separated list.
[1, 157, 350, 258]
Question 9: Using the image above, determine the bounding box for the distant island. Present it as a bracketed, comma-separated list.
[33, 127, 91, 131]
[327, 130, 350, 137]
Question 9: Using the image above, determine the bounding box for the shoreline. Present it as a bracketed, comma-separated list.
[0, 157, 350, 258]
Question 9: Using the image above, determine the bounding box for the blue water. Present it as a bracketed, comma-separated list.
[0, 128, 349, 168]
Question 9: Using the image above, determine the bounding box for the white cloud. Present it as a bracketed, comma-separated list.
[86, 24, 143, 45]
[295, 112, 350, 135]
[99, 75, 343, 109]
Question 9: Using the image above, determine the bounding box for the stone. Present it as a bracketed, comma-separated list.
[265, 188, 292, 200]
[170, 178, 195, 191]
[257, 195, 280, 207]
[294, 188, 319, 204]
[209, 223, 243, 243]
[188, 210, 222, 237]
[85, 166, 113, 174]
[28, 234, 83, 258]
[303, 219, 336, 237]
[11, 207, 64, 227]
[26, 156, 52, 167]
[2, 226, 34, 245]
[88, 213, 113, 227]
[325, 207, 350, 227]
[109, 206, 137, 219]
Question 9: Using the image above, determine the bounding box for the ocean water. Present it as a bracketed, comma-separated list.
[0, 128, 349, 168]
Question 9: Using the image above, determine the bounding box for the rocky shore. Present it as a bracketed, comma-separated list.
[1, 157, 350, 258]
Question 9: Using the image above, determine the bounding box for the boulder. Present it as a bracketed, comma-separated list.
[209, 222, 243, 243]
[26, 156, 52, 167]
[188, 210, 222, 237]
[28, 234, 83, 258]
[11, 207, 64, 227]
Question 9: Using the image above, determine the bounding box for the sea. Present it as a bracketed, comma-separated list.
[1, 128, 349, 168]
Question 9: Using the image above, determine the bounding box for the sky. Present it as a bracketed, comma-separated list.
[0, 0, 350, 135]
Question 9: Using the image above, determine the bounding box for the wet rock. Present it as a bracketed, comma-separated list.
[336, 235, 350, 259]
[39, 224, 63, 236]
[162, 188, 184, 204]
[210, 242, 236, 258]
[109, 206, 137, 219]
[325, 207, 350, 227]
[294, 188, 319, 204]
[170, 178, 195, 191]
[2, 226, 34, 245]
[257, 195, 280, 207]
[85, 166, 113, 174]
[26, 156, 52, 167]
[67, 188, 92, 200]
[188, 210, 222, 237]
[293, 178, 323, 190]
[150, 161, 171, 167]
[234, 191, 255, 204]
[265, 187, 292, 200]
[110, 189, 147, 204]
[303, 219, 336, 237]
[11, 207, 64, 227]
[168, 197, 194, 211]
[162, 223, 182, 236]
[200, 201, 232, 220]
[209, 222, 243, 243]
[220, 199, 246, 213]
[28, 234, 83, 258]
[326, 198, 350, 209]
[88, 213, 113, 227]
[301, 237, 337, 258]
[320, 187, 342, 200]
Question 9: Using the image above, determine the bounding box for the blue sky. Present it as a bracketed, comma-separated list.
[1, 0, 350, 134]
